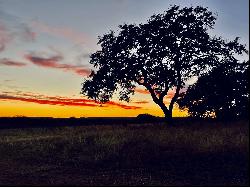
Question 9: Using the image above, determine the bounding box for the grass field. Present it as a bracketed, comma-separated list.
[0, 119, 249, 186]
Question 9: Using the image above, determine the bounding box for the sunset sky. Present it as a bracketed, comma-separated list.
[0, 0, 249, 118]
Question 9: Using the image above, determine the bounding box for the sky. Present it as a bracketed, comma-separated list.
[0, 0, 249, 118]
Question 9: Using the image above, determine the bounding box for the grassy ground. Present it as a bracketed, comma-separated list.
[0, 120, 249, 186]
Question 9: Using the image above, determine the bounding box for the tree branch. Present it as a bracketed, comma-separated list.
[169, 71, 182, 112]
[137, 68, 171, 118]
[159, 83, 169, 101]
[144, 83, 160, 104]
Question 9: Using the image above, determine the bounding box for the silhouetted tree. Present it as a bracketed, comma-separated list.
[81, 5, 247, 123]
[178, 61, 249, 120]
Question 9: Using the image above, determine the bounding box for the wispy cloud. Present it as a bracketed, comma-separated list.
[106, 101, 141, 110]
[3, 79, 14, 82]
[0, 9, 35, 52]
[24, 52, 63, 66]
[0, 23, 11, 52]
[24, 52, 90, 76]
[0, 94, 97, 107]
[165, 90, 175, 99]
[0, 91, 141, 110]
[133, 100, 149, 104]
[134, 88, 150, 94]
[32, 20, 89, 44]
[0, 58, 27, 67]
[134, 87, 185, 101]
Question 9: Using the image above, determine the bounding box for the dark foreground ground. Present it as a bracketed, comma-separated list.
[0, 118, 249, 186]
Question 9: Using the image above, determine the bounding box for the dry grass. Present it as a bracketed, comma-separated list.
[0, 119, 249, 185]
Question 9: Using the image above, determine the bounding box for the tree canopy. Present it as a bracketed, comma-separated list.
[178, 61, 249, 120]
[81, 5, 247, 121]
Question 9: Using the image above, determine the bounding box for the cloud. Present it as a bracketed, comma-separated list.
[0, 91, 141, 110]
[133, 101, 149, 104]
[0, 58, 27, 67]
[0, 94, 97, 107]
[74, 68, 91, 76]
[32, 20, 89, 44]
[106, 101, 141, 110]
[134, 87, 187, 101]
[0, 9, 35, 52]
[24, 53, 63, 67]
[134, 88, 150, 94]
[3, 79, 14, 82]
[0, 22, 12, 52]
[20, 23, 36, 41]
[165, 90, 175, 99]
[24, 52, 90, 76]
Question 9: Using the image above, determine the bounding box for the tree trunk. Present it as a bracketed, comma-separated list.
[158, 101, 173, 125]
[163, 109, 173, 125]
[141, 82, 174, 125]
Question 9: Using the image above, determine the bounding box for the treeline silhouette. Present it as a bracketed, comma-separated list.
[0, 116, 161, 129]
[0, 116, 244, 129]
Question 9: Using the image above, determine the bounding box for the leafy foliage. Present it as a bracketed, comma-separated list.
[178, 62, 249, 119]
[81, 5, 247, 119]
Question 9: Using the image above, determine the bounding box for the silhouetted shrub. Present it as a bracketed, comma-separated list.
[136, 114, 158, 122]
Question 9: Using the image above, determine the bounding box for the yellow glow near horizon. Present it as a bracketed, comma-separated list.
[0, 100, 188, 118]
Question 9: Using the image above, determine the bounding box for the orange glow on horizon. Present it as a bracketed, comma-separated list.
[0, 100, 188, 118]
[0, 90, 188, 118]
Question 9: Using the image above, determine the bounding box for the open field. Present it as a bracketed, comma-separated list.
[0, 119, 249, 186]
